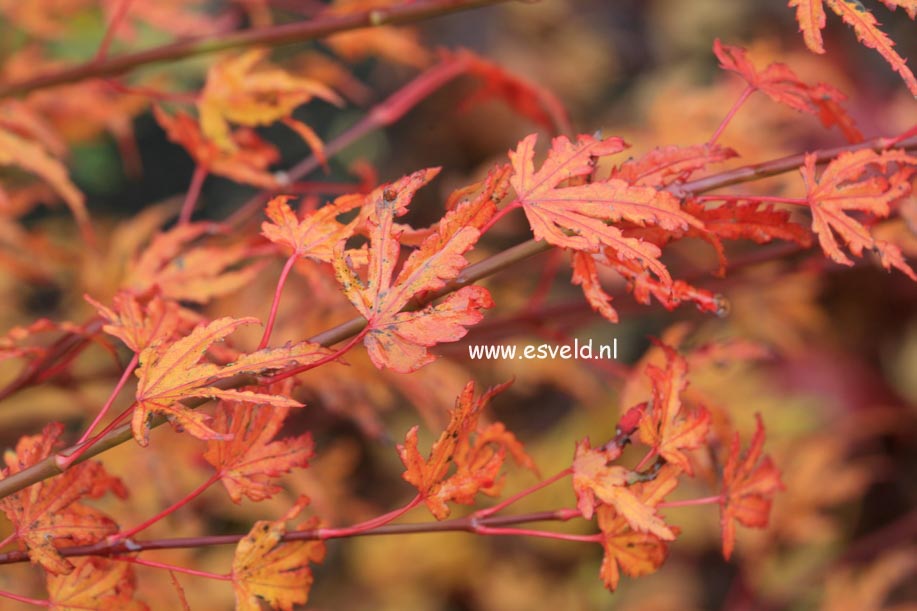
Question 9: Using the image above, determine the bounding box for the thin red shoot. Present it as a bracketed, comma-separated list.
[178, 165, 208, 226]
[471, 525, 601, 543]
[708, 85, 754, 146]
[93, 0, 136, 63]
[77, 352, 139, 444]
[113, 473, 221, 542]
[475, 467, 573, 519]
[0, 588, 49, 607]
[658, 495, 723, 509]
[319, 494, 423, 539]
[263, 327, 369, 384]
[479, 201, 522, 236]
[258, 254, 299, 349]
[117, 556, 231, 581]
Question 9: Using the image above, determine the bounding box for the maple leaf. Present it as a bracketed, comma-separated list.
[231, 497, 325, 611]
[198, 49, 342, 164]
[153, 106, 280, 189]
[0, 123, 90, 234]
[85, 290, 181, 353]
[510, 134, 702, 285]
[132, 317, 331, 446]
[596, 465, 680, 591]
[47, 557, 148, 611]
[126, 222, 264, 304]
[637, 345, 710, 476]
[788, 0, 917, 96]
[0, 423, 127, 574]
[333, 169, 494, 373]
[448, 49, 572, 135]
[572, 438, 675, 540]
[713, 39, 863, 141]
[685, 200, 813, 247]
[398, 380, 537, 520]
[800, 149, 917, 279]
[204, 396, 315, 503]
[261, 194, 360, 263]
[611, 144, 738, 189]
[719, 414, 784, 560]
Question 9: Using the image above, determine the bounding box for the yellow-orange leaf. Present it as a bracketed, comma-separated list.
[231, 498, 325, 611]
[597, 465, 680, 591]
[572, 439, 675, 540]
[637, 345, 710, 475]
[333, 170, 494, 373]
[133, 317, 330, 446]
[85, 290, 180, 353]
[261, 194, 359, 263]
[47, 557, 147, 611]
[204, 396, 314, 503]
[0, 423, 126, 574]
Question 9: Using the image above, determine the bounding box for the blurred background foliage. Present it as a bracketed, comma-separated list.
[1, 0, 916, 609]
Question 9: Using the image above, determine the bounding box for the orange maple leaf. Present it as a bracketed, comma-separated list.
[261, 194, 360, 263]
[800, 149, 917, 279]
[198, 49, 342, 165]
[0, 423, 126, 574]
[204, 396, 314, 504]
[719, 414, 784, 560]
[510, 134, 701, 284]
[46, 557, 147, 610]
[597, 465, 681, 591]
[231, 497, 325, 611]
[572, 438, 675, 540]
[788, 0, 917, 96]
[713, 39, 863, 141]
[153, 106, 280, 189]
[126, 222, 264, 304]
[132, 317, 331, 446]
[333, 169, 494, 373]
[398, 380, 537, 520]
[85, 290, 181, 353]
[637, 345, 711, 475]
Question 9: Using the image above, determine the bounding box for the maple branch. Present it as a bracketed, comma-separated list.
[0, 0, 512, 99]
[1, 134, 915, 501]
[177, 165, 208, 226]
[0, 508, 586, 566]
[93, 0, 136, 63]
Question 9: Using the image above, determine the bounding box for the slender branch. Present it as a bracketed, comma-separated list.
[0, 0, 511, 99]
[708, 85, 753, 146]
[178, 165, 208, 226]
[474, 467, 573, 519]
[77, 353, 139, 444]
[1, 133, 914, 502]
[117, 556, 231, 581]
[658, 495, 722, 508]
[0, 508, 585, 566]
[0, 589, 48, 607]
[94, 0, 136, 63]
[113, 473, 221, 542]
[258, 254, 299, 350]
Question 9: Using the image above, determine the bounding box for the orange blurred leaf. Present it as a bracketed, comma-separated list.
[261, 194, 359, 263]
[47, 557, 147, 610]
[719, 414, 784, 560]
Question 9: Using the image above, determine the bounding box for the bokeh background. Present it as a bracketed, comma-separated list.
[1, 1, 916, 609]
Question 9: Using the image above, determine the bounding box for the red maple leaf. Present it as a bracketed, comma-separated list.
[719, 414, 784, 560]
[398, 380, 537, 520]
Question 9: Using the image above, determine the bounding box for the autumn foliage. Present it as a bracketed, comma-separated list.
[0, 1, 915, 609]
